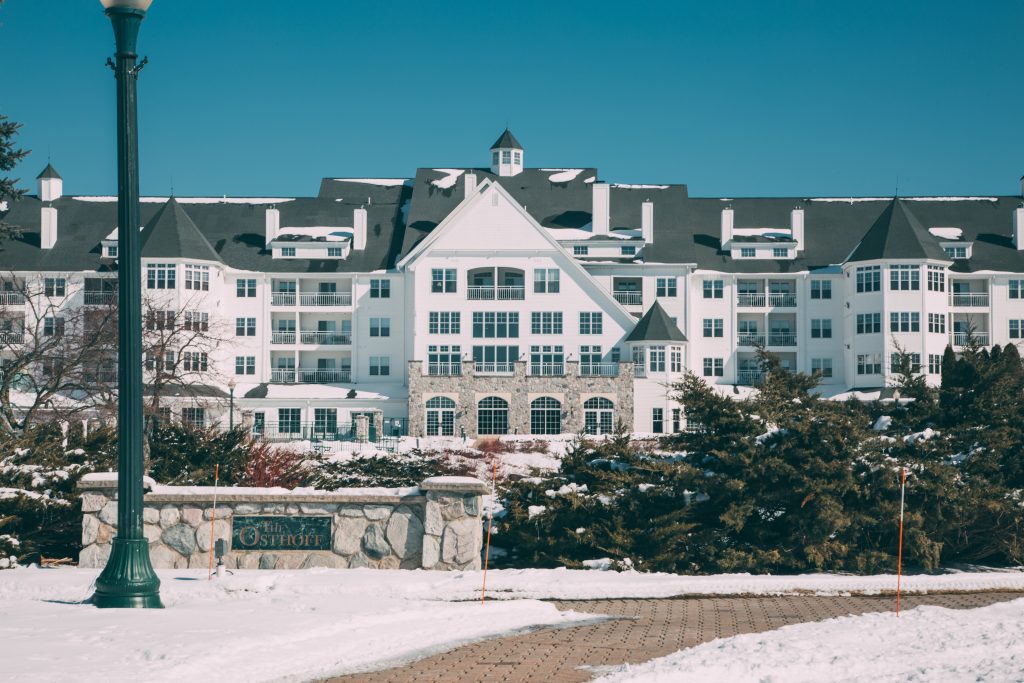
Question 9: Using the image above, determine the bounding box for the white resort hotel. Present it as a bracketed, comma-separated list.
[3, 130, 1024, 438]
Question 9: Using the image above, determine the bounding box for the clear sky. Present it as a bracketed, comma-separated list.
[3, 0, 1023, 199]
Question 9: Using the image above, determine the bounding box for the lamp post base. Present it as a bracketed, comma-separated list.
[91, 538, 164, 609]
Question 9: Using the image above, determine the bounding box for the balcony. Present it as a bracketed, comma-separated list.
[580, 363, 619, 377]
[299, 292, 352, 307]
[737, 333, 765, 347]
[427, 363, 462, 376]
[0, 292, 25, 306]
[737, 293, 765, 307]
[0, 332, 24, 344]
[951, 332, 990, 347]
[466, 285, 525, 301]
[613, 291, 643, 306]
[768, 333, 797, 346]
[529, 363, 565, 377]
[949, 293, 989, 307]
[768, 293, 797, 307]
[299, 331, 351, 345]
[737, 293, 797, 307]
[84, 291, 116, 306]
[633, 365, 647, 378]
[474, 362, 515, 375]
[271, 292, 296, 306]
[271, 332, 296, 344]
[270, 368, 352, 383]
[737, 370, 764, 385]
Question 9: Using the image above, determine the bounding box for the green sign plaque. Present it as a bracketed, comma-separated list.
[231, 516, 332, 552]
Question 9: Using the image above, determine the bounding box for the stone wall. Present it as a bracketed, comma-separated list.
[407, 360, 635, 437]
[79, 474, 487, 571]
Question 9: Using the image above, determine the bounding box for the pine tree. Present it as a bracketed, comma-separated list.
[0, 113, 29, 243]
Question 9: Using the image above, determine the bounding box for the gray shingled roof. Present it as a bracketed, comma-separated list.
[36, 163, 61, 180]
[141, 198, 223, 263]
[490, 129, 523, 150]
[847, 199, 949, 263]
[625, 301, 687, 343]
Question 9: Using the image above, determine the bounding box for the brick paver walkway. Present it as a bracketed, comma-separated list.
[327, 591, 1024, 683]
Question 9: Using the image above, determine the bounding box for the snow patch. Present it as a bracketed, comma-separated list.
[430, 169, 465, 190]
[541, 169, 584, 183]
[330, 178, 410, 187]
[872, 415, 892, 431]
[612, 184, 669, 190]
[929, 227, 963, 240]
[73, 196, 296, 204]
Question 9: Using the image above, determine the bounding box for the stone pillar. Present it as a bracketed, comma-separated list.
[419, 477, 489, 571]
[407, 360, 424, 436]
[78, 473, 156, 568]
[354, 415, 370, 443]
[371, 409, 384, 441]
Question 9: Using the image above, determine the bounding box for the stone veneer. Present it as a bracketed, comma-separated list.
[78, 474, 487, 571]
[407, 360, 635, 437]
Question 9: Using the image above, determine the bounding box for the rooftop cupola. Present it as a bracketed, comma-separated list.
[490, 129, 523, 177]
[37, 163, 63, 202]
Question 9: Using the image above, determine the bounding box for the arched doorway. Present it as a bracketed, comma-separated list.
[425, 396, 456, 436]
[583, 397, 614, 435]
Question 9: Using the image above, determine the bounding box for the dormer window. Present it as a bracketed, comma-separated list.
[573, 245, 589, 256]
[105, 245, 118, 258]
[327, 247, 342, 257]
[773, 247, 789, 258]
[739, 247, 756, 258]
[281, 247, 296, 257]
[621, 245, 637, 256]
[944, 245, 969, 259]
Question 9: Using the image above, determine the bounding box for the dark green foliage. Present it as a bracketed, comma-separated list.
[0, 113, 29, 243]
[312, 449, 484, 489]
[146, 424, 253, 486]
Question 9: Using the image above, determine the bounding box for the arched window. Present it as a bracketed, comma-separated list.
[583, 397, 614, 435]
[425, 396, 456, 436]
[477, 396, 509, 435]
[530, 397, 561, 435]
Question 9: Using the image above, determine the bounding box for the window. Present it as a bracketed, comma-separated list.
[281, 247, 296, 257]
[431, 268, 457, 293]
[579, 345, 602, 372]
[889, 312, 920, 333]
[583, 397, 614, 435]
[772, 248, 789, 258]
[146, 310, 174, 331]
[472, 345, 519, 372]
[810, 280, 831, 299]
[1011, 320, 1024, 339]
[648, 346, 666, 373]
[502, 150, 511, 164]
[701, 318, 724, 338]
[928, 354, 943, 374]
[514, 151, 521, 164]
[944, 246, 968, 259]
[702, 358, 724, 377]
[531, 312, 562, 335]
[44, 278, 66, 297]
[182, 351, 208, 372]
[370, 279, 390, 298]
[703, 280, 723, 299]
[478, 396, 509, 435]
[811, 358, 833, 377]
[428, 312, 460, 334]
[891, 352, 922, 374]
[811, 319, 832, 339]
[369, 356, 390, 376]
[146, 263, 175, 289]
[235, 317, 256, 336]
[573, 246, 589, 256]
[236, 278, 256, 297]
[181, 408, 205, 429]
[311, 408, 338, 436]
[531, 397, 562, 435]
[184, 264, 210, 291]
[651, 408, 664, 434]
[530, 345, 564, 375]
[928, 266, 945, 292]
[856, 313, 881, 334]
[889, 265, 919, 291]
[672, 408, 681, 433]
[235, 356, 256, 375]
[928, 313, 946, 334]
[579, 312, 603, 335]
[621, 245, 637, 256]
[43, 316, 65, 337]
[278, 408, 301, 434]
[1009, 279, 1024, 299]
[534, 269, 560, 293]
[856, 266, 881, 293]
[739, 247, 756, 258]
[491, 151, 499, 165]
[670, 347, 682, 372]
[425, 396, 456, 436]
[857, 354, 882, 375]
[427, 345, 461, 375]
[105, 245, 118, 259]
[146, 351, 175, 372]
[473, 312, 519, 338]
[656, 278, 677, 297]
[184, 311, 209, 332]
[370, 317, 391, 337]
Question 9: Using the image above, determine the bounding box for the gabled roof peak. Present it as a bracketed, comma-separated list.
[140, 197, 223, 263]
[625, 300, 687, 343]
[490, 128, 522, 150]
[37, 163, 61, 180]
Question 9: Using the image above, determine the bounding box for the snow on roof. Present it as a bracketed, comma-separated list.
[808, 197, 998, 203]
[258, 383, 398, 401]
[329, 178, 410, 187]
[733, 227, 793, 238]
[74, 196, 296, 204]
[541, 169, 584, 183]
[583, 176, 596, 184]
[548, 227, 634, 240]
[277, 226, 353, 241]
[929, 227, 964, 240]
[612, 184, 669, 190]
[430, 169, 465, 189]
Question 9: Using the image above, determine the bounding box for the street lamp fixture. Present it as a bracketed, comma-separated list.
[91, 0, 162, 609]
[228, 379, 237, 431]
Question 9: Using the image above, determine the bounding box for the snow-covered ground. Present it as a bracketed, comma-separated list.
[594, 597, 1024, 682]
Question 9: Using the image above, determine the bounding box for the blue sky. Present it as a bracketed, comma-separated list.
[3, 0, 1023, 198]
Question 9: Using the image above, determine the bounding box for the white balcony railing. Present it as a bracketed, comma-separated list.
[299, 331, 351, 345]
[84, 291, 116, 306]
[633, 365, 647, 378]
[270, 368, 352, 383]
[579, 363, 619, 377]
[529, 363, 564, 376]
[271, 332, 296, 344]
[427, 363, 462, 376]
[299, 292, 352, 307]
[737, 333, 765, 346]
[768, 333, 798, 346]
[737, 370, 764, 385]
[613, 291, 643, 306]
[737, 293, 765, 307]
[949, 293, 989, 307]
[736, 293, 797, 307]
[951, 332, 990, 347]
[466, 285, 525, 301]
[768, 293, 797, 307]
[271, 292, 296, 306]
[474, 362, 515, 375]
[0, 292, 26, 306]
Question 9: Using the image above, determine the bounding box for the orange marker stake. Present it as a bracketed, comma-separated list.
[208, 463, 219, 581]
[481, 457, 498, 604]
[896, 466, 906, 616]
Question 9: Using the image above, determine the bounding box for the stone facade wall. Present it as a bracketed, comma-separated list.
[407, 360, 635, 437]
[79, 475, 487, 571]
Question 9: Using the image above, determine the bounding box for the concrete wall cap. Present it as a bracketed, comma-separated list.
[79, 473, 156, 491]
[419, 476, 489, 494]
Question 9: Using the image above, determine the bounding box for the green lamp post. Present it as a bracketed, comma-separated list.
[91, 0, 163, 609]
